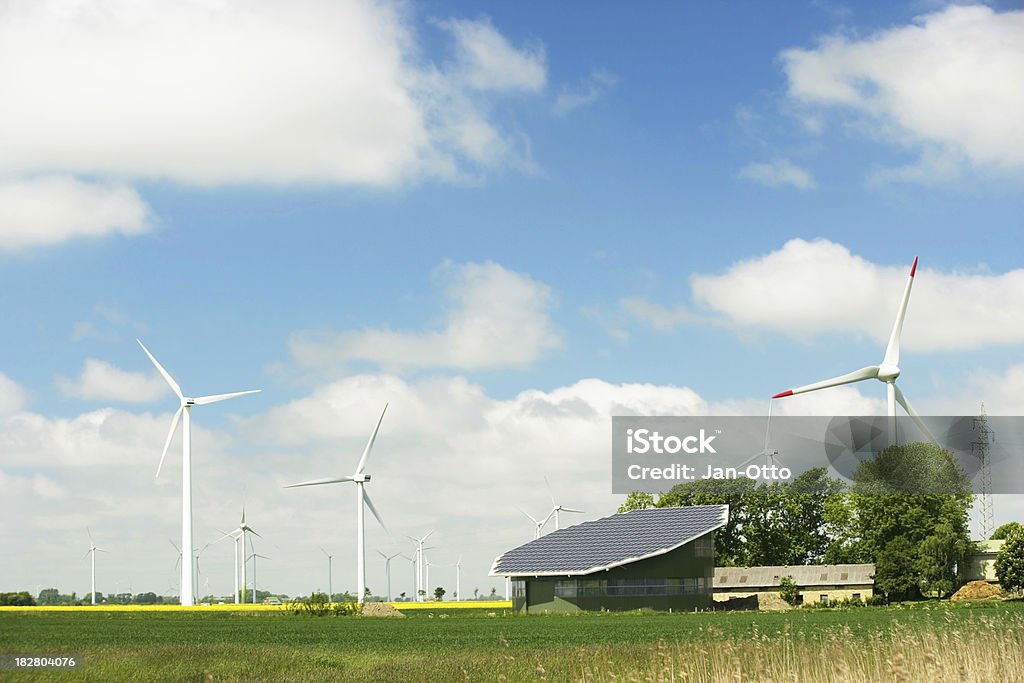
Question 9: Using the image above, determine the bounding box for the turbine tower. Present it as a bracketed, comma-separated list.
[85, 528, 108, 605]
[224, 507, 261, 604]
[406, 531, 433, 602]
[285, 404, 389, 605]
[138, 340, 260, 606]
[455, 555, 462, 601]
[770, 257, 934, 443]
[521, 509, 551, 539]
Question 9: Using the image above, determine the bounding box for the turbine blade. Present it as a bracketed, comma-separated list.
[377, 550, 388, 559]
[764, 399, 773, 451]
[363, 491, 387, 531]
[156, 406, 183, 478]
[893, 384, 937, 443]
[87, 527, 94, 543]
[772, 365, 880, 399]
[561, 508, 584, 514]
[544, 476, 556, 508]
[192, 390, 261, 406]
[137, 340, 183, 400]
[283, 476, 354, 488]
[355, 403, 388, 475]
[168, 539, 180, 552]
[247, 528, 263, 538]
[520, 509, 538, 524]
[882, 256, 918, 368]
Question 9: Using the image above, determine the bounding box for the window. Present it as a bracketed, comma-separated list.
[819, 594, 829, 605]
[852, 593, 861, 601]
[511, 581, 526, 599]
[553, 580, 576, 598]
[553, 578, 708, 598]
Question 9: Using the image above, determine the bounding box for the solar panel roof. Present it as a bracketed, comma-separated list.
[490, 505, 728, 577]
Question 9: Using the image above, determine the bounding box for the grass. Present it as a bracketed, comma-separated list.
[1, 600, 1022, 681]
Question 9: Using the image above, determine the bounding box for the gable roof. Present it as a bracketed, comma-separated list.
[713, 564, 875, 589]
[489, 505, 728, 577]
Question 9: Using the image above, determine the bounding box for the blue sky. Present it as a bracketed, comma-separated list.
[1, 1, 1022, 599]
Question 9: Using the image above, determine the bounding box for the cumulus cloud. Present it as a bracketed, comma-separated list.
[690, 238, 1024, 352]
[619, 298, 709, 332]
[0, 1, 547, 189]
[57, 359, 168, 404]
[781, 5, 1024, 180]
[738, 159, 816, 190]
[554, 69, 617, 116]
[0, 372, 27, 414]
[289, 261, 562, 372]
[0, 176, 150, 251]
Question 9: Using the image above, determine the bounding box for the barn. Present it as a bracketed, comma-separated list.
[713, 563, 875, 605]
[490, 505, 728, 613]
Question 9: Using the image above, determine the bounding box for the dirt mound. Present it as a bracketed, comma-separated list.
[756, 592, 792, 611]
[360, 602, 406, 617]
[951, 581, 1003, 601]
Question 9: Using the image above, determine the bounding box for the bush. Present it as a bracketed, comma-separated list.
[286, 593, 361, 617]
[995, 528, 1024, 595]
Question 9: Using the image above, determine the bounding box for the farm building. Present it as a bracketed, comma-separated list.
[490, 505, 728, 613]
[713, 563, 875, 605]
[966, 539, 1005, 583]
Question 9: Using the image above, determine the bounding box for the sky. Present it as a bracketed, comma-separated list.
[1, 0, 1023, 601]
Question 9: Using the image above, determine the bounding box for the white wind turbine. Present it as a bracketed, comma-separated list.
[223, 507, 261, 604]
[285, 404, 389, 606]
[739, 400, 782, 470]
[378, 550, 401, 602]
[455, 555, 462, 602]
[247, 550, 270, 604]
[407, 530, 433, 602]
[213, 529, 243, 604]
[544, 477, 584, 530]
[520, 509, 551, 539]
[771, 257, 935, 443]
[319, 547, 334, 602]
[138, 340, 260, 606]
[85, 528, 108, 605]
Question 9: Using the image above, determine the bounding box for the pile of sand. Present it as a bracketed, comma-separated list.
[951, 581, 1003, 601]
[361, 602, 406, 617]
[756, 592, 792, 611]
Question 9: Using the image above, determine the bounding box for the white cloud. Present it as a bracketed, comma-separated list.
[0, 372, 27, 414]
[57, 359, 168, 404]
[690, 238, 1024, 352]
[0, 1, 546, 189]
[0, 176, 150, 251]
[289, 261, 562, 372]
[619, 297, 708, 332]
[738, 159, 816, 189]
[554, 69, 617, 116]
[781, 5, 1024, 180]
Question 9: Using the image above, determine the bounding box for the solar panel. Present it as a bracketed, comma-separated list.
[490, 505, 728, 576]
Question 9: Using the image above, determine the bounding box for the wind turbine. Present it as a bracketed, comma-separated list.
[770, 257, 935, 444]
[138, 340, 260, 606]
[378, 550, 401, 602]
[406, 530, 433, 602]
[739, 400, 782, 470]
[521, 509, 551, 539]
[544, 477, 584, 530]
[85, 528, 108, 605]
[225, 507, 261, 604]
[213, 529, 243, 604]
[285, 404, 389, 606]
[401, 554, 416, 601]
[320, 546, 334, 602]
[247, 551, 270, 604]
[455, 555, 462, 602]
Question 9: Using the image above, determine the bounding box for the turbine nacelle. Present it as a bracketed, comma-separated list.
[876, 364, 900, 382]
[353, 473, 371, 483]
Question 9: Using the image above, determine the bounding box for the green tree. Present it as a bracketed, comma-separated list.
[433, 586, 446, 601]
[778, 576, 799, 606]
[617, 492, 655, 513]
[992, 522, 1023, 540]
[0, 592, 35, 606]
[37, 588, 61, 606]
[995, 527, 1024, 594]
[847, 443, 972, 601]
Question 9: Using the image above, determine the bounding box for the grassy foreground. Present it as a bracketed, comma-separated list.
[1, 601, 1022, 682]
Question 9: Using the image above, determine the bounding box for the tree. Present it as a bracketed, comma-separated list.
[489, 587, 497, 598]
[0, 592, 35, 606]
[433, 586, 446, 601]
[848, 443, 973, 601]
[778, 576, 799, 606]
[37, 588, 61, 606]
[473, 588, 479, 599]
[617, 492, 655, 513]
[995, 527, 1024, 594]
[992, 522, 1023, 540]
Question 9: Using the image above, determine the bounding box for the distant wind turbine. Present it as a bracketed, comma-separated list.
[770, 257, 935, 443]
[85, 528, 108, 605]
[544, 477, 583, 530]
[739, 400, 782, 470]
[285, 404, 389, 605]
[455, 555, 462, 601]
[248, 551, 270, 604]
[406, 530, 433, 602]
[320, 546, 334, 602]
[224, 507, 261, 604]
[378, 550, 401, 602]
[520, 509, 551, 539]
[138, 340, 260, 606]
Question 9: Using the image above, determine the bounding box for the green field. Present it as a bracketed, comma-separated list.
[2, 602, 1023, 682]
